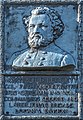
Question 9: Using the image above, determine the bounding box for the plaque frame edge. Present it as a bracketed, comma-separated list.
[0, 0, 82, 120]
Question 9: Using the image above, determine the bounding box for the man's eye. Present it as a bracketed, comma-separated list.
[38, 24, 48, 28]
[42, 25, 48, 28]
[29, 25, 35, 28]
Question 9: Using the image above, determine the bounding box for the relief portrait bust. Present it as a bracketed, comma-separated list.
[12, 7, 76, 69]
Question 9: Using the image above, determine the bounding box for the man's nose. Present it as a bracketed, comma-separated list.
[34, 25, 40, 33]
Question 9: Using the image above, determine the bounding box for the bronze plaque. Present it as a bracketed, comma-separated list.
[0, 0, 82, 119]
[4, 75, 78, 116]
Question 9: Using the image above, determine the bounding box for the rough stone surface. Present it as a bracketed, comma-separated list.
[3, 0, 79, 2]
[0, 0, 5, 117]
[77, 1, 83, 120]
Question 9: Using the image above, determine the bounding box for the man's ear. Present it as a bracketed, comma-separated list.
[22, 16, 30, 27]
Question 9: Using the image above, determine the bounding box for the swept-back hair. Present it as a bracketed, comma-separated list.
[23, 7, 64, 39]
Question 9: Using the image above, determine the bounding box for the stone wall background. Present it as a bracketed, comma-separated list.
[78, 1, 83, 120]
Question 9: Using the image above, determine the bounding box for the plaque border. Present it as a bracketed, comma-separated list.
[0, 0, 83, 120]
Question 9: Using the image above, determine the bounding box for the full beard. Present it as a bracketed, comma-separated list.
[28, 34, 53, 49]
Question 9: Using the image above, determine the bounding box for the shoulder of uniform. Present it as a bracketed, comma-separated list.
[12, 50, 29, 67]
[61, 53, 76, 66]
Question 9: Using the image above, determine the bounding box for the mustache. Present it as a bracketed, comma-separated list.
[30, 33, 42, 39]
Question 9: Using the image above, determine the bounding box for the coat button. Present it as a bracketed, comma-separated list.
[27, 55, 31, 59]
[25, 60, 29, 65]
[38, 62, 44, 66]
[40, 57, 45, 60]
[42, 51, 47, 54]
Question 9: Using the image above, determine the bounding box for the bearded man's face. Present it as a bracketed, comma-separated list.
[28, 14, 53, 49]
